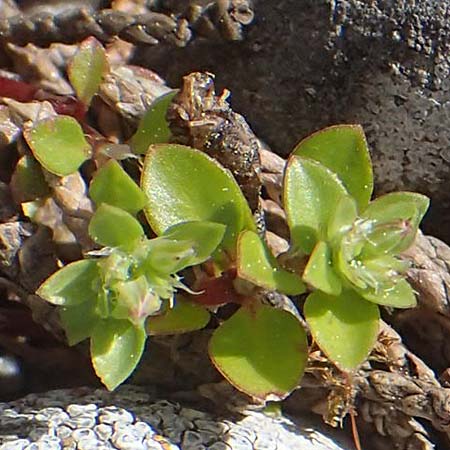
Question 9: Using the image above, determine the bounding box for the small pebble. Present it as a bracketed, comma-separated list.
[67, 404, 97, 417]
[0, 355, 23, 399]
[0, 439, 30, 450]
[98, 407, 134, 425]
[94, 424, 113, 441]
[71, 428, 97, 442]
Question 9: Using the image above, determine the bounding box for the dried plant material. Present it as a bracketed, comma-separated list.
[22, 197, 77, 250]
[0, 1, 254, 47]
[403, 230, 450, 315]
[261, 198, 289, 240]
[0, 98, 56, 127]
[99, 65, 171, 122]
[18, 226, 59, 292]
[0, 104, 20, 146]
[359, 401, 434, 450]
[44, 171, 94, 251]
[45, 172, 93, 218]
[94, 98, 128, 142]
[7, 43, 77, 95]
[0, 181, 17, 221]
[265, 230, 289, 257]
[259, 147, 286, 175]
[372, 321, 438, 382]
[0, 0, 20, 19]
[25, 293, 65, 342]
[168, 72, 261, 210]
[0, 221, 33, 278]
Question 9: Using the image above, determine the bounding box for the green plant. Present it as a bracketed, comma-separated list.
[26, 39, 428, 401]
[140, 128, 428, 399]
[37, 158, 225, 389]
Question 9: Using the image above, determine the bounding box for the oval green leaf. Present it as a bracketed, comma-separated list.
[359, 278, 417, 308]
[361, 192, 430, 252]
[141, 238, 199, 275]
[60, 301, 101, 346]
[304, 290, 379, 371]
[91, 319, 146, 390]
[130, 90, 177, 154]
[89, 159, 146, 214]
[292, 125, 373, 210]
[162, 221, 226, 268]
[146, 296, 210, 335]
[24, 116, 91, 176]
[237, 230, 305, 295]
[209, 304, 308, 400]
[284, 156, 350, 254]
[303, 241, 342, 295]
[142, 144, 256, 250]
[68, 36, 109, 106]
[327, 195, 358, 242]
[37, 259, 99, 306]
[88, 203, 144, 248]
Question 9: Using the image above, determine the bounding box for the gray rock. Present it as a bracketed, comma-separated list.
[136, 0, 450, 242]
[0, 386, 352, 450]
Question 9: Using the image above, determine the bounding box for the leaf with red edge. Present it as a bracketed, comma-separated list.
[209, 304, 308, 400]
[24, 115, 92, 176]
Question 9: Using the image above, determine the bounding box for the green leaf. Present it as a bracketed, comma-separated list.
[284, 156, 350, 254]
[292, 125, 373, 209]
[237, 230, 305, 295]
[10, 155, 50, 202]
[162, 221, 226, 268]
[327, 195, 358, 242]
[60, 301, 101, 346]
[304, 290, 380, 371]
[130, 90, 177, 154]
[24, 116, 91, 176]
[112, 276, 163, 325]
[91, 319, 146, 391]
[89, 159, 146, 215]
[140, 238, 198, 275]
[88, 203, 144, 248]
[146, 296, 210, 335]
[359, 278, 417, 308]
[361, 192, 430, 252]
[37, 259, 99, 306]
[303, 241, 342, 295]
[209, 304, 308, 400]
[142, 144, 256, 251]
[68, 36, 109, 106]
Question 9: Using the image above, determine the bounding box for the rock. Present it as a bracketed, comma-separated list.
[135, 0, 450, 243]
[0, 385, 353, 450]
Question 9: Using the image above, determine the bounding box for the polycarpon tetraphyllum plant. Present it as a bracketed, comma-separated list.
[28, 37, 429, 402]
